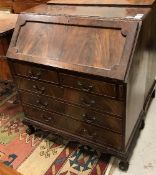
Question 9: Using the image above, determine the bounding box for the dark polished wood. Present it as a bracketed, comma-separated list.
[7, 14, 138, 80]
[60, 73, 117, 98]
[15, 77, 124, 116]
[13, 61, 59, 83]
[0, 14, 18, 79]
[7, 0, 156, 171]
[20, 90, 123, 133]
[23, 104, 123, 150]
[0, 14, 17, 97]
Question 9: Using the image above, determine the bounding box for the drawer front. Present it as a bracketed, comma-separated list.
[24, 105, 123, 150]
[12, 62, 58, 83]
[15, 77, 63, 99]
[20, 91, 65, 113]
[20, 91, 122, 133]
[16, 77, 124, 116]
[62, 89, 124, 117]
[60, 73, 117, 98]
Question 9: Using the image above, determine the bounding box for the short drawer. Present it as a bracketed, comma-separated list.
[15, 77, 64, 99]
[24, 105, 123, 150]
[20, 91, 123, 133]
[12, 62, 58, 83]
[60, 73, 117, 98]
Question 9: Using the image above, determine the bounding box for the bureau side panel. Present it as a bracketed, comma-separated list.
[144, 6, 156, 101]
[125, 12, 155, 147]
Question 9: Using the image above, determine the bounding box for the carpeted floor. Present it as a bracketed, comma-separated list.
[0, 94, 114, 175]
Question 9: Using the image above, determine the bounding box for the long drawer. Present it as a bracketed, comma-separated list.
[16, 77, 124, 116]
[12, 62, 59, 84]
[20, 91, 123, 133]
[60, 73, 117, 98]
[23, 105, 123, 150]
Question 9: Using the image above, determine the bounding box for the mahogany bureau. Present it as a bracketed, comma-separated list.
[0, 14, 17, 97]
[7, 0, 156, 171]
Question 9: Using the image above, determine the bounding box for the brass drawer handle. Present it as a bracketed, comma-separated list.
[81, 98, 95, 107]
[40, 114, 53, 122]
[77, 81, 93, 92]
[33, 85, 45, 94]
[82, 114, 96, 124]
[81, 128, 97, 139]
[36, 99, 48, 108]
[28, 70, 41, 80]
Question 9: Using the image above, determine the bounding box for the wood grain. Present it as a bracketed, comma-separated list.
[17, 78, 124, 116]
[23, 104, 123, 150]
[6, 1, 156, 170]
[0, 14, 17, 81]
[0, 162, 22, 175]
[8, 14, 138, 80]
[25, 4, 150, 20]
[0, 0, 13, 10]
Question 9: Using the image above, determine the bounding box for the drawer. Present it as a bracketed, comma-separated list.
[20, 91, 122, 133]
[62, 89, 124, 116]
[60, 73, 117, 98]
[12, 62, 58, 84]
[20, 90, 64, 113]
[16, 77, 124, 116]
[15, 77, 63, 99]
[23, 105, 123, 150]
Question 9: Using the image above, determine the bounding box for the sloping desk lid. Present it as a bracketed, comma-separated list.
[47, 0, 156, 6]
[7, 14, 139, 80]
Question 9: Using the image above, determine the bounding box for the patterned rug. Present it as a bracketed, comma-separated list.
[0, 95, 114, 175]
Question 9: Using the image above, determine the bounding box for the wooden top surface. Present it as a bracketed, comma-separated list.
[0, 14, 18, 34]
[25, 4, 150, 19]
[48, 0, 156, 6]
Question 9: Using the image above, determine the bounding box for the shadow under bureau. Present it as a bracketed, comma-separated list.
[7, 0, 156, 171]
